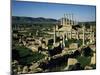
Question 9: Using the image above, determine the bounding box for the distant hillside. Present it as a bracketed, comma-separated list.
[12, 16, 58, 25]
[78, 21, 96, 25]
[12, 16, 96, 27]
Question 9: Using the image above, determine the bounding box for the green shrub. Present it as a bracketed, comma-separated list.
[13, 46, 45, 65]
[77, 56, 91, 67]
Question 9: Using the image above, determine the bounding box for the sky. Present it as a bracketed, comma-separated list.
[12, 0, 96, 22]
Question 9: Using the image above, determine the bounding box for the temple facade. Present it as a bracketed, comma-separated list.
[53, 13, 95, 47]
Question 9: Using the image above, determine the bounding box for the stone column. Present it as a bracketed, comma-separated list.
[64, 14, 66, 26]
[77, 31, 79, 40]
[82, 25, 85, 46]
[61, 18, 63, 25]
[70, 31, 72, 39]
[63, 34, 65, 47]
[67, 14, 69, 25]
[92, 32, 95, 42]
[71, 14, 74, 26]
[66, 32, 68, 40]
[62, 18, 64, 26]
[66, 14, 68, 25]
[53, 26, 56, 46]
[90, 25, 93, 43]
[69, 14, 71, 25]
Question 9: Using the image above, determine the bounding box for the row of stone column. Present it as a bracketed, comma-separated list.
[60, 14, 78, 26]
[53, 25, 95, 47]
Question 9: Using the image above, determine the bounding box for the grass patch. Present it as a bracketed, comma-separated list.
[76, 56, 91, 67]
[13, 46, 45, 65]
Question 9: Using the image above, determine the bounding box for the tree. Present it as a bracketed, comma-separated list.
[82, 46, 93, 57]
[73, 50, 81, 57]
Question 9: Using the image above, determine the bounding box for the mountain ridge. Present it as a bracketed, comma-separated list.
[12, 16, 58, 24]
